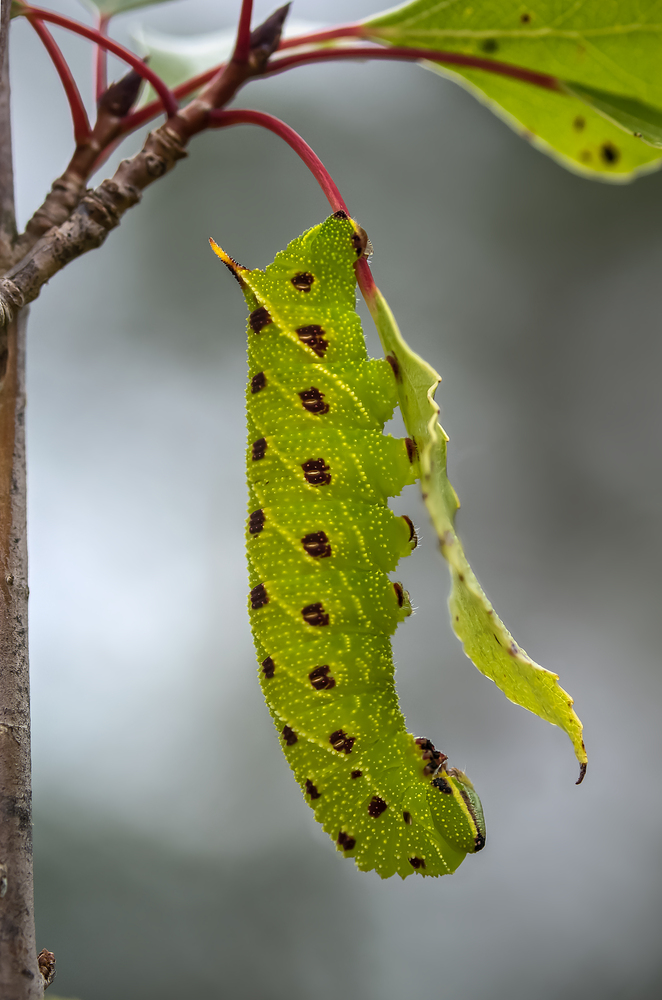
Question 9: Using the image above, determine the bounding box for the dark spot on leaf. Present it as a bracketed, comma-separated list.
[296, 325, 328, 357]
[415, 737, 447, 775]
[248, 508, 265, 534]
[351, 770, 362, 779]
[302, 531, 332, 558]
[337, 830, 356, 851]
[403, 811, 412, 825]
[573, 116, 585, 131]
[394, 582, 405, 608]
[386, 353, 400, 379]
[482, 38, 498, 53]
[250, 306, 272, 333]
[309, 664, 336, 690]
[305, 779, 321, 799]
[367, 796, 387, 818]
[282, 725, 297, 746]
[409, 857, 426, 869]
[261, 655, 275, 678]
[302, 458, 331, 486]
[299, 387, 329, 414]
[252, 437, 267, 461]
[330, 729, 355, 753]
[250, 583, 269, 609]
[302, 602, 330, 627]
[251, 371, 267, 393]
[520, 11, 531, 22]
[291, 272, 315, 292]
[405, 437, 417, 463]
[601, 142, 619, 164]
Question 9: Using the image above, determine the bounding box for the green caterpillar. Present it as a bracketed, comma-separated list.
[211, 212, 485, 879]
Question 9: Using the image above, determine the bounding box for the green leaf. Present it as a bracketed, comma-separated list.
[364, 0, 662, 180]
[78, 0, 178, 18]
[564, 81, 662, 148]
[366, 285, 587, 774]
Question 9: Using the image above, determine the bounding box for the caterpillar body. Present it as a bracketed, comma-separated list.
[211, 213, 485, 879]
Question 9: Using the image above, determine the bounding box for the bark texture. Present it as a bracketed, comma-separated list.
[0, 3, 41, 995]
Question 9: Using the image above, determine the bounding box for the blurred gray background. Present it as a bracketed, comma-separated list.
[9, 1, 662, 997]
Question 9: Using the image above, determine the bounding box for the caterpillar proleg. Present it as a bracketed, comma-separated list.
[211, 212, 485, 879]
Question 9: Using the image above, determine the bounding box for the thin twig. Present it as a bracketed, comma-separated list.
[27, 16, 91, 144]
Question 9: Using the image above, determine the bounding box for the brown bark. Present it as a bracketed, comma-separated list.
[0, 3, 41, 995]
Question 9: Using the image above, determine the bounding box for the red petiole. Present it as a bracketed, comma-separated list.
[27, 15, 91, 144]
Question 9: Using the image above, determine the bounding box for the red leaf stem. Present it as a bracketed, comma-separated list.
[277, 23, 363, 49]
[209, 107, 378, 299]
[268, 43, 562, 92]
[210, 108, 348, 212]
[21, 5, 179, 117]
[95, 13, 110, 103]
[232, 0, 254, 65]
[27, 16, 91, 144]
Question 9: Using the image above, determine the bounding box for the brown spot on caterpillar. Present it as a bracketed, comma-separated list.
[386, 354, 400, 379]
[482, 38, 498, 53]
[250, 306, 272, 333]
[302, 458, 331, 486]
[251, 372, 267, 393]
[329, 729, 355, 753]
[580, 149, 592, 163]
[367, 796, 387, 818]
[601, 142, 619, 164]
[299, 387, 330, 414]
[248, 508, 265, 534]
[309, 664, 336, 690]
[509, 642, 519, 656]
[282, 725, 297, 746]
[403, 811, 412, 825]
[261, 655, 275, 678]
[351, 770, 362, 779]
[405, 438, 417, 463]
[394, 582, 405, 608]
[409, 857, 426, 870]
[401, 515, 418, 548]
[458, 573, 465, 582]
[332, 210, 348, 220]
[291, 272, 315, 292]
[432, 775, 453, 794]
[250, 583, 269, 609]
[252, 438, 267, 461]
[296, 325, 328, 357]
[337, 830, 356, 851]
[302, 531, 332, 559]
[573, 116, 586, 131]
[302, 602, 330, 627]
[305, 779, 321, 800]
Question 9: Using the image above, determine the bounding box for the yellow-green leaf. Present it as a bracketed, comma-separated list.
[364, 0, 662, 180]
[365, 285, 587, 775]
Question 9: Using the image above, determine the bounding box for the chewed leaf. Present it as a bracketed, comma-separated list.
[78, 0, 177, 18]
[366, 289, 587, 774]
[363, 0, 662, 180]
